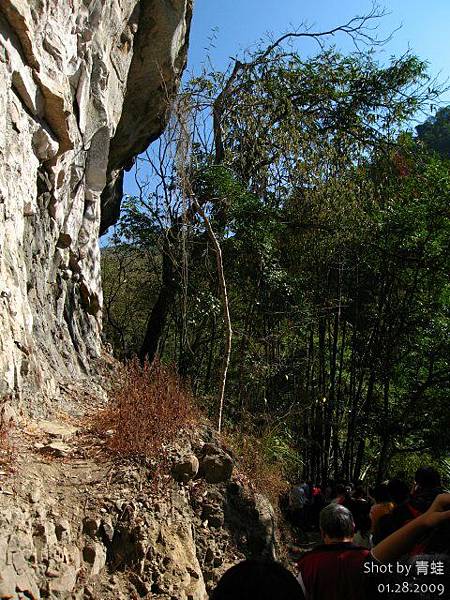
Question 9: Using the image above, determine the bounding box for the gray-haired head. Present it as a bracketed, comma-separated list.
[319, 504, 354, 540]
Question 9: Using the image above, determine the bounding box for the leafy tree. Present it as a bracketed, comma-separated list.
[416, 106, 450, 159]
[101, 27, 449, 484]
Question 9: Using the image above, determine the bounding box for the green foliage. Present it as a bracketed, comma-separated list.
[262, 431, 304, 480]
[192, 165, 244, 206]
[389, 453, 450, 489]
[416, 106, 450, 159]
[216, 49, 435, 194]
[101, 244, 159, 357]
[102, 38, 449, 484]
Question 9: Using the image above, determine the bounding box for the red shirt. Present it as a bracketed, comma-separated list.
[297, 542, 370, 600]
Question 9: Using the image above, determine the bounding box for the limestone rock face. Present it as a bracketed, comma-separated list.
[0, 0, 192, 412]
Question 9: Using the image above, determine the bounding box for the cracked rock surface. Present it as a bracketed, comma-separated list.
[0, 415, 278, 599]
[0, 0, 192, 414]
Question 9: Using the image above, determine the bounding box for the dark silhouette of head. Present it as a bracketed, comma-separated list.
[353, 485, 366, 499]
[210, 559, 305, 600]
[372, 484, 392, 503]
[415, 466, 441, 490]
[387, 478, 409, 504]
[335, 484, 346, 496]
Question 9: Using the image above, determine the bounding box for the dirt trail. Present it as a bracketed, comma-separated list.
[0, 406, 136, 599]
[1, 404, 281, 600]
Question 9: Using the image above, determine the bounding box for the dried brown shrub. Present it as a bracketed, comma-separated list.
[95, 358, 197, 463]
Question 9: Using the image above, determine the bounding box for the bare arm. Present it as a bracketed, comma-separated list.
[372, 493, 450, 563]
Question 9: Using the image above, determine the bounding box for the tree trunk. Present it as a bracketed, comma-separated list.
[192, 199, 232, 433]
[140, 247, 178, 363]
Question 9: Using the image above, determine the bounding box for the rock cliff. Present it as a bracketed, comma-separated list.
[0, 0, 192, 413]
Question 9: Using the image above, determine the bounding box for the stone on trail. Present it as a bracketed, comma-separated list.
[198, 444, 234, 484]
[82, 517, 100, 539]
[83, 542, 107, 576]
[39, 441, 71, 458]
[172, 454, 199, 482]
[48, 564, 77, 596]
[0, 564, 16, 598]
[101, 516, 114, 543]
[38, 420, 78, 440]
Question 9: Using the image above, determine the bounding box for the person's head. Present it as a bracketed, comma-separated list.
[372, 484, 391, 503]
[387, 478, 409, 505]
[353, 485, 366, 499]
[319, 504, 355, 543]
[210, 559, 305, 600]
[335, 484, 346, 497]
[415, 466, 441, 491]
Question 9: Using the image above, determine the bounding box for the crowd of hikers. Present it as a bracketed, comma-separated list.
[210, 466, 450, 599]
[285, 466, 446, 549]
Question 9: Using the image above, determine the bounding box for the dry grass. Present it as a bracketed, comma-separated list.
[94, 358, 197, 466]
[225, 430, 289, 509]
